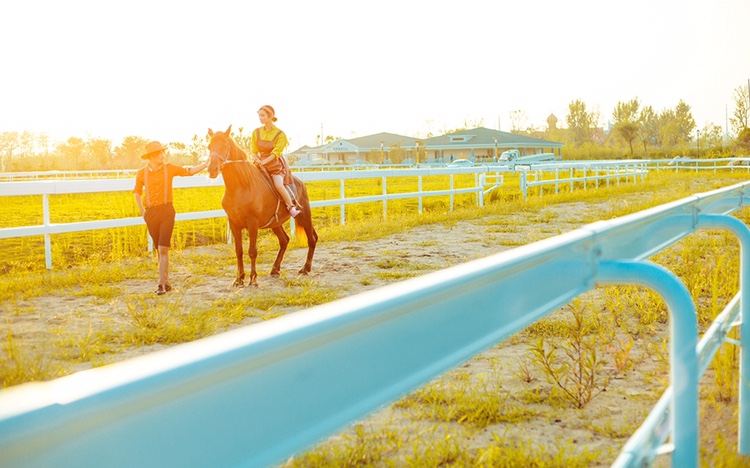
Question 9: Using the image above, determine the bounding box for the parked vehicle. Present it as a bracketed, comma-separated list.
[497, 150, 556, 164]
[447, 159, 474, 167]
[309, 157, 330, 166]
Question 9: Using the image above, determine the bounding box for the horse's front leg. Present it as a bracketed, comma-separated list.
[247, 226, 259, 287]
[229, 222, 245, 287]
[269, 226, 290, 277]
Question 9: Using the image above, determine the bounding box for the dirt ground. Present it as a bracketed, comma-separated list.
[1, 195, 741, 466]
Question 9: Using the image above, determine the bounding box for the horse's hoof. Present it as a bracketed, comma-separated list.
[297, 269, 310, 276]
[270, 271, 280, 278]
[232, 281, 244, 287]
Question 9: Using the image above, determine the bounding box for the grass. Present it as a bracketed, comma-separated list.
[1, 170, 750, 464]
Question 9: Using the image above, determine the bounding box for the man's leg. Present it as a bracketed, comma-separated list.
[158, 245, 169, 287]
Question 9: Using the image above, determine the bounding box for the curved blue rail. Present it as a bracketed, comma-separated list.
[1, 181, 749, 467]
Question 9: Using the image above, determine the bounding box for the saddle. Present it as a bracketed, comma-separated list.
[256, 162, 302, 212]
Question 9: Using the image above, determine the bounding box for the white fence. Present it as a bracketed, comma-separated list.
[518, 161, 649, 200]
[9, 157, 750, 270]
[0, 167, 504, 269]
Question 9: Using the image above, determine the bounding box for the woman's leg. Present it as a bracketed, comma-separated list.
[272, 174, 300, 217]
[272, 174, 294, 206]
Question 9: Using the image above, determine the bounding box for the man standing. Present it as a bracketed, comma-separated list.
[133, 141, 209, 295]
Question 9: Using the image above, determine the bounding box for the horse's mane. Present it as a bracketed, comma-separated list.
[225, 133, 263, 190]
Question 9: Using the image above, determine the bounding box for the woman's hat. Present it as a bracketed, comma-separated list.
[141, 141, 167, 159]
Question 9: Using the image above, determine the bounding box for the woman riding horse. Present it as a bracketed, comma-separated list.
[207, 125, 317, 287]
[252, 105, 301, 218]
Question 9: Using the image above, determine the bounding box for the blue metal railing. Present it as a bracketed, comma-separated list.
[1, 181, 749, 467]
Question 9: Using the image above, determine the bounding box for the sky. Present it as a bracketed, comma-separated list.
[1, 0, 749, 150]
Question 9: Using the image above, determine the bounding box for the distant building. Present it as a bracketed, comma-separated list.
[289, 127, 564, 165]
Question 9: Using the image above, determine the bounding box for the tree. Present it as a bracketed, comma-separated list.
[231, 127, 252, 154]
[566, 99, 596, 147]
[57, 137, 86, 170]
[654, 101, 695, 155]
[612, 98, 641, 156]
[700, 123, 724, 155]
[674, 100, 696, 146]
[115, 136, 150, 169]
[188, 134, 209, 166]
[639, 106, 658, 156]
[737, 128, 750, 155]
[657, 108, 678, 151]
[731, 83, 749, 136]
[0, 131, 20, 171]
[509, 110, 529, 134]
[85, 138, 113, 169]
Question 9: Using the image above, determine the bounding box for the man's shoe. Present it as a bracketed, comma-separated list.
[156, 284, 166, 296]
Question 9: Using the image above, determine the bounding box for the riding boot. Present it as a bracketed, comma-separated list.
[287, 204, 301, 218]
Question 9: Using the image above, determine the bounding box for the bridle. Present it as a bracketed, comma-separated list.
[209, 141, 231, 171]
[210, 138, 250, 172]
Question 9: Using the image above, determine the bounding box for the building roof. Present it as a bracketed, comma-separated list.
[291, 127, 563, 155]
[423, 127, 563, 148]
[343, 132, 420, 150]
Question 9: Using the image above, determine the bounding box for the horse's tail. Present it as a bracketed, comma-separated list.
[295, 224, 308, 247]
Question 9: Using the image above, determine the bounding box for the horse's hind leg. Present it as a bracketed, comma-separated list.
[297, 213, 318, 276]
[270, 226, 289, 277]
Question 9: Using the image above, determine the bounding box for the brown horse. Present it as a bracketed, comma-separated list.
[207, 125, 317, 287]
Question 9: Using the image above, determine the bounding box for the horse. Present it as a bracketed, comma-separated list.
[207, 125, 318, 287]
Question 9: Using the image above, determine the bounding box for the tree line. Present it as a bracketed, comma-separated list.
[1, 84, 749, 172]
[509, 83, 750, 160]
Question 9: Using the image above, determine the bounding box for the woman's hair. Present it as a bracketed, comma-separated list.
[259, 105, 277, 122]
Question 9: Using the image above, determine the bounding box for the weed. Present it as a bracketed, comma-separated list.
[0, 322, 62, 387]
[374, 257, 409, 269]
[712, 339, 739, 403]
[395, 381, 537, 429]
[287, 423, 404, 467]
[513, 358, 537, 383]
[529, 300, 611, 409]
[474, 434, 602, 467]
[375, 271, 419, 280]
[55, 323, 116, 362]
[608, 336, 635, 373]
[405, 433, 468, 467]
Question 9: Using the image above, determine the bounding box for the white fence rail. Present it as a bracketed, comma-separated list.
[0, 167, 503, 269]
[518, 161, 649, 200]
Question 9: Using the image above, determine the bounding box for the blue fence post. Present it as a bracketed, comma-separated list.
[698, 214, 750, 454]
[597, 260, 699, 467]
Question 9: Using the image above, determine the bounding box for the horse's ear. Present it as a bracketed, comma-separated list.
[208, 128, 214, 137]
[226, 124, 232, 135]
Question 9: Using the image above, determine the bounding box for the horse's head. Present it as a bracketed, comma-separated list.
[207, 125, 233, 179]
